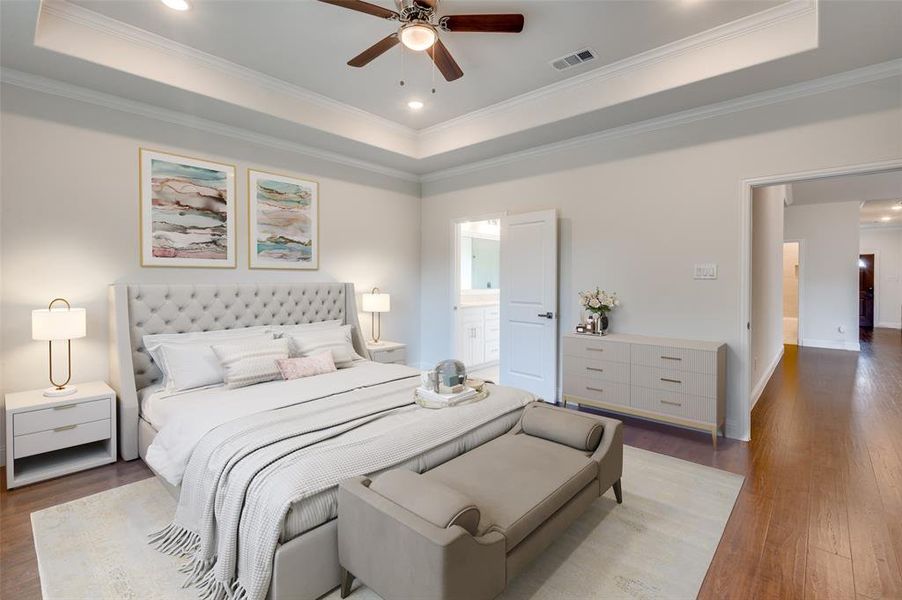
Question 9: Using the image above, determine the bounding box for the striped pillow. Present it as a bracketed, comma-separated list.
[212, 338, 291, 389]
[287, 325, 362, 368]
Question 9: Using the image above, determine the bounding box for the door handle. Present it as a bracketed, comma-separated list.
[537, 312, 554, 319]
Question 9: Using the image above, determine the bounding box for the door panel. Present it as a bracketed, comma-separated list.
[500, 210, 558, 402]
[859, 253, 874, 328]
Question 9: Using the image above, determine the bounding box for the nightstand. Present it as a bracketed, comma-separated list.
[4, 381, 117, 489]
[367, 341, 407, 365]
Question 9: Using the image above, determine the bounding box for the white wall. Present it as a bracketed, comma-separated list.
[0, 84, 422, 459]
[783, 243, 799, 319]
[860, 227, 902, 328]
[784, 201, 861, 350]
[420, 78, 902, 440]
[751, 185, 786, 406]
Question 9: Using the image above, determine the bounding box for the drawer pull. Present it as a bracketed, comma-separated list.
[53, 424, 77, 432]
[586, 347, 604, 352]
[586, 386, 604, 393]
[660, 400, 682, 407]
[661, 356, 682, 361]
[53, 404, 77, 410]
[660, 378, 682, 384]
[586, 367, 604, 373]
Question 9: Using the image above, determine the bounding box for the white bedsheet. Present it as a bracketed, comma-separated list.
[143, 361, 423, 486]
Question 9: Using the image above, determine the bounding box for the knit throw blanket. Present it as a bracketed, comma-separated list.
[150, 376, 533, 600]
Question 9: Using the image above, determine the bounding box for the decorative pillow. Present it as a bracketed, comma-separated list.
[270, 319, 343, 337]
[212, 338, 291, 389]
[143, 327, 273, 393]
[287, 325, 362, 368]
[277, 351, 337, 380]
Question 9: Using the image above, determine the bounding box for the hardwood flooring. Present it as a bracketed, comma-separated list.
[1, 328, 900, 599]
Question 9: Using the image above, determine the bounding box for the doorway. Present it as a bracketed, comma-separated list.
[859, 253, 875, 329]
[782, 242, 800, 344]
[453, 218, 501, 381]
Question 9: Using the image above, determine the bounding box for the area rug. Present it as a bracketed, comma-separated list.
[32, 446, 743, 600]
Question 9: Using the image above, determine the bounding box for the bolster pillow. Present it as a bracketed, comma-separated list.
[520, 403, 605, 451]
[370, 469, 480, 536]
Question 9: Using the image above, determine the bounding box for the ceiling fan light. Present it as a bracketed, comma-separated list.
[400, 24, 437, 51]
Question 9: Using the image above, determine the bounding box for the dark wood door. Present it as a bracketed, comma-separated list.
[859, 253, 875, 328]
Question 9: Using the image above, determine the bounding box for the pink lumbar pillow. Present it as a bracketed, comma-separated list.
[277, 351, 337, 380]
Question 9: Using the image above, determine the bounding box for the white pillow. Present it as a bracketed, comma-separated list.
[212, 337, 291, 389]
[143, 327, 273, 392]
[270, 319, 343, 337]
[287, 325, 363, 368]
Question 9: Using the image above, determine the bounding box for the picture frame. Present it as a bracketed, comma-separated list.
[248, 168, 319, 270]
[139, 148, 236, 268]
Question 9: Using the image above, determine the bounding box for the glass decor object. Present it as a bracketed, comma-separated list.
[434, 359, 467, 394]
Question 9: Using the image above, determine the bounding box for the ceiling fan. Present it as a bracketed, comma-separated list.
[318, 0, 524, 82]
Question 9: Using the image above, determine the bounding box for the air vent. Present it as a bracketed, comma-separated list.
[551, 48, 597, 71]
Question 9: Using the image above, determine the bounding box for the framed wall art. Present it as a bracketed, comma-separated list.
[248, 169, 319, 270]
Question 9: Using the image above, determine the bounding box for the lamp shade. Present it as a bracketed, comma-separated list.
[32, 307, 87, 341]
[362, 292, 391, 313]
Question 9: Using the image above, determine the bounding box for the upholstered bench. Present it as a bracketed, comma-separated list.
[337, 402, 623, 600]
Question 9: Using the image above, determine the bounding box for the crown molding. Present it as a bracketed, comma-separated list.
[419, 58, 902, 183]
[418, 0, 817, 138]
[40, 0, 418, 139]
[0, 67, 420, 182]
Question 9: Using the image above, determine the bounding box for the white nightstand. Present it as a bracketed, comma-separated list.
[367, 341, 407, 365]
[4, 381, 117, 489]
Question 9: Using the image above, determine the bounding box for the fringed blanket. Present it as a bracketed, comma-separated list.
[151, 375, 533, 600]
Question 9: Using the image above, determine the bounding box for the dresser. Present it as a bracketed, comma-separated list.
[4, 381, 117, 488]
[562, 333, 726, 447]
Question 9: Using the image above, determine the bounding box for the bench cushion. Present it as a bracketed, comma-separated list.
[370, 469, 481, 535]
[520, 403, 605, 451]
[423, 434, 597, 551]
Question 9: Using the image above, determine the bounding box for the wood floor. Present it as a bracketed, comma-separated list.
[1, 328, 900, 599]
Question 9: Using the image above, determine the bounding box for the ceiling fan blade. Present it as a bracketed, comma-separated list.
[427, 38, 463, 82]
[348, 33, 400, 67]
[317, 0, 399, 20]
[441, 14, 525, 33]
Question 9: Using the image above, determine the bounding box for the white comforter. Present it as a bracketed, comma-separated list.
[144, 361, 422, 486]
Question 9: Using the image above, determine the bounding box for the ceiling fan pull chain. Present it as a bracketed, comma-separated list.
[400, 44, 406, 87]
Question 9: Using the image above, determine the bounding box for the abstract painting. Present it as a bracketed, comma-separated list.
[139, 148, 235, 268]
[248, 169, 319, 270]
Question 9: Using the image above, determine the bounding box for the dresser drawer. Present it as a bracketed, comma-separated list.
[563, 356, 630, 384]
[563, 377, 630, 407]
[631, 388, 716, 424]
[372, 347, 406, 364]
[14, 419, 111, 459]
[562, 336, 630, 363]
[631, 365, 716, 398]
[630, 344, 715, 374]
[14, 398, 110, 436]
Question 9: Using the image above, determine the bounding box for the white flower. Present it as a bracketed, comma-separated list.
[589, 298, 601, 308]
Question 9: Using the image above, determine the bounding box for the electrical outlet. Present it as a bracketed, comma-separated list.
[694, 264, 718, 280]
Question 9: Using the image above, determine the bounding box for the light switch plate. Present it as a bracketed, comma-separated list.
[694, 263, 718, 280]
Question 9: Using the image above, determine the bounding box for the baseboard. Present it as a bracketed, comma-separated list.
[800, 338, 860, 351]
[876, 321, 902, 329]
[751, 347, 784, 410]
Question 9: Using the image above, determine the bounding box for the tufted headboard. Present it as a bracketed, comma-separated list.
[109, 283, 369, 460]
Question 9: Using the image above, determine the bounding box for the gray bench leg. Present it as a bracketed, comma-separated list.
[613, 479, 623, 504]
[340, 567, 354, 598]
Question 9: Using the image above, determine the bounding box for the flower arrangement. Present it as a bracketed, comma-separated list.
[578, 288, 621, 316]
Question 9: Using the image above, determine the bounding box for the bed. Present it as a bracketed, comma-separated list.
[108, 283, 532, 600]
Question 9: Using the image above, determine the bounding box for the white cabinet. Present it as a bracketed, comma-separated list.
[458, 305, 500, 368]
[562, 333, 726, 447]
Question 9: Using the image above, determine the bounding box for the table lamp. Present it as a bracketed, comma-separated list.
[32, 298, 87, 397]
[362, 288, 391, 344]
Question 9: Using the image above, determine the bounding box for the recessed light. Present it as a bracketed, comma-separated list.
[880, 216, 892, 222]
[161, 0, 190, 11]
[892, 204, 902, 211]
[407, 100, 424, 110]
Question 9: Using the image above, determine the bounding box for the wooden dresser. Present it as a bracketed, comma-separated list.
[562, 333, 726, 447]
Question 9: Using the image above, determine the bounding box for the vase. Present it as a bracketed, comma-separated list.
[598, 314, 609, 335]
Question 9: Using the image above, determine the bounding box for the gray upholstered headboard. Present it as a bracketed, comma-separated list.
[109, 283, 369, 460]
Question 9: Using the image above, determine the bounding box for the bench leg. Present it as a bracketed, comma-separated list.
[613, 479, 623, 504]
[340, 567, 354, 598]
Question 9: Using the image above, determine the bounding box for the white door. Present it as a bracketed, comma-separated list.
[500, 209, 558, 402]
